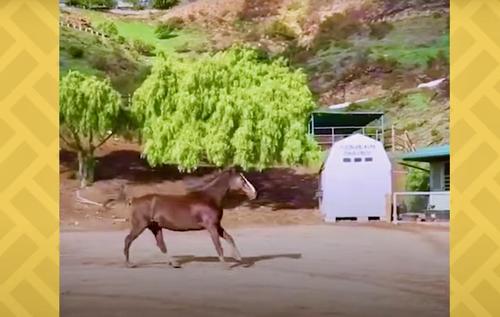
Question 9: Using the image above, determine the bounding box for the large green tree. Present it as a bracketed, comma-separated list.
[60, 71, 126, 187]
[132, 46, 320, 171]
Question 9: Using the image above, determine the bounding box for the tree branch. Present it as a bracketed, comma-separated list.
[76, 190, 104, 207]
[94, 131, 114, 150]
[59, 133, 79, 151]
[88, 129, 94, 154]
[69, 127, 84, 153]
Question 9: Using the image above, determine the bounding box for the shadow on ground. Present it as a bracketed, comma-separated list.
[132, 253, 303, 268]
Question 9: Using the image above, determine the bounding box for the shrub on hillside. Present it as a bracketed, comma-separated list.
[368, 21, 394, 40]
[375, 55, 401, 71]
[165, 16, 185, 28]
[152, 0, 179, 10]
[66, 0, 116, 9]
[116, 35, 126, 44]
[427, 50, 450, 68]
[96, 21, 119, 37]
[68, 45, 84, 58]
[131, 39, 156, 56]
[174, 42, 191, 53]
[265, 20, 297, 41]
[426, 49, 449, 77]
[154, 24, 177, 39]
[313, 12, 362, 51]
[90, 55, 109, 71]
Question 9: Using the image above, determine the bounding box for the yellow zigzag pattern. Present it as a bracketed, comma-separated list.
[0, 0, 59, 316]
[451, 1, 500, 316]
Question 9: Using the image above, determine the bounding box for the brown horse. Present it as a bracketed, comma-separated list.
[106, 168, 257, 269]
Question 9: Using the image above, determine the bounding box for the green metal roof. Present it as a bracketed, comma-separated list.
[311, 110, 384, 135]
[400, 145, 450, 162]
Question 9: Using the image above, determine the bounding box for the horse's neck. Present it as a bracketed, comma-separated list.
[202, 172, 230, 206]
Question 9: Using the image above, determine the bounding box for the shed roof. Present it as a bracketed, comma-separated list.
[400, 145, 449, 162]
[311, 110, 384, 133]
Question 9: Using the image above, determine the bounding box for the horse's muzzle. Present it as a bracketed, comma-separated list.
[248, 191, 258, 200]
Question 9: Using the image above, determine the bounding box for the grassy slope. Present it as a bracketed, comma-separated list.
[298, 15, 449, 147]
[304, 15, 449, 87]
[60, 4, 449, 148]
[83, 10, 208, 53]
[366, 16, 449, 67]
[60, 9, 209, 95]
[347, 89, 449, 147]
[60, 27, 150, 95]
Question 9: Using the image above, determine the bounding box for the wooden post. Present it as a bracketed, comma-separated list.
[392, 193, 399, 224]
[385, 193, 392, 223]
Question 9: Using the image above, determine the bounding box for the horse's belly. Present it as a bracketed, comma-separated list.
[157, 215, 204, 231]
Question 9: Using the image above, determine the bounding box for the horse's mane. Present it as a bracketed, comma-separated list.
[184, 169, 228, 192]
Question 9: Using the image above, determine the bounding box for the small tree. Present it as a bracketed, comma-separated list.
[60, 71, 125, 187]
[132, 46, 320, 171]
[66, 0, 116, 9]
[152, 0, 179, 10]
[405, 163, 430, 211]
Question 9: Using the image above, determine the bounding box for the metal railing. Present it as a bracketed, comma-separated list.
[392, 191, 450, 224]
[311, 126, 384, 146]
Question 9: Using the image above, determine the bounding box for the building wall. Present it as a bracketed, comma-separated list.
[429, 159, 450, 211]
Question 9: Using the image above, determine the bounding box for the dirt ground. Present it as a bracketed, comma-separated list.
[60, 140, 448, 316]
[61, 224, 449, 317]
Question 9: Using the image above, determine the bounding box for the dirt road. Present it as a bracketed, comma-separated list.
[61, 225, 449, 317]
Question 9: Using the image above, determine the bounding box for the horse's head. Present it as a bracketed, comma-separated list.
[226, 168, 257, 200]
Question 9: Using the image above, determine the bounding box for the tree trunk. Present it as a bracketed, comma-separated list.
[77, 151, 96, 188]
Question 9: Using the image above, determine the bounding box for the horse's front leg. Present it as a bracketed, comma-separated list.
[206, 225, 230, 269]
[219, 226, 242, 262]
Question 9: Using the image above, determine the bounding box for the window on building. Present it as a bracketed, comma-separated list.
[354, 158, 362, 162]
[364, 157, 373, 162]
[444, 161, 450, 191]
[343, 158, 351, 163]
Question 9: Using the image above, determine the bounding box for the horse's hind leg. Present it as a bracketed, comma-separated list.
[219, 226, 242, 262]
[148, 225, 180, 268]
[124, 215, 147, 266]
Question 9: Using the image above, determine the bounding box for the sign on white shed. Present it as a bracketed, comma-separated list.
[320, 134, 392, 222]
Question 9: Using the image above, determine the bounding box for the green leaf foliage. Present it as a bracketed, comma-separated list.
[60, 70, 128, 185]
[132, 46, 320, 171]
[152, 0, 179, 10]
[405, 163, 430, 212]
[60, 70, 123, 142]
[66, 0, 116, 9]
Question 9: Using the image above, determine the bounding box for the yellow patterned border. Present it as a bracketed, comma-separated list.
[451, 1, 500, 316]
[1, 0, 499, 316]
[0, 0, 59, 316]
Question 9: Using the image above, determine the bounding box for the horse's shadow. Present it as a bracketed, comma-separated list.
[134, 253, 302, 269]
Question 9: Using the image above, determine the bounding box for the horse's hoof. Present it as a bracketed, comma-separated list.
[169, 261, 181, 268]
[125, 262, 136, 268]
[222, 263, 232, 270]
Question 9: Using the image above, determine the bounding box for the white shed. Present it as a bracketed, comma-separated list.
[320, 134, 392, 222]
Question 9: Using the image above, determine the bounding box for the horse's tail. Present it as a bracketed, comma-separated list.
[102, 184, 129, 209]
